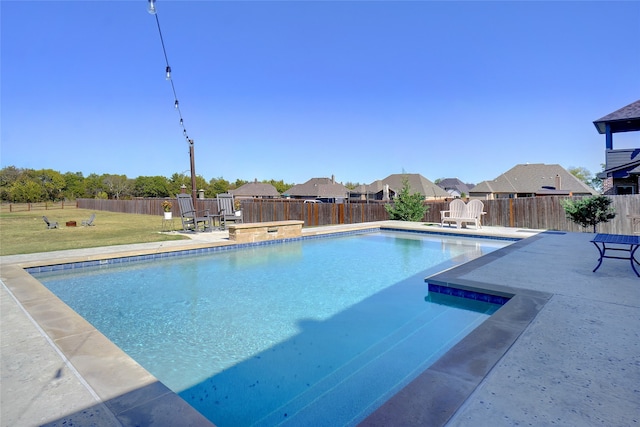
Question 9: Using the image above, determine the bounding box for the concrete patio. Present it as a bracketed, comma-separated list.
[1, 221, 638, 426]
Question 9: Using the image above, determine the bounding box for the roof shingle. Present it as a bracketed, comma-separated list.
[365, 174, 449, 198]
[593, 99, 640, 134]
[470, 163, 597, 196]
[231, 182, 280, 197]
[284, 177, 349, 198]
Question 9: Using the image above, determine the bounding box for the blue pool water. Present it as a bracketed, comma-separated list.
[35, 231, 510, 426]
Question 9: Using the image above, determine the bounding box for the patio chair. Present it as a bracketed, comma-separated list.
[217, 193, 243, 228]
[462, 199, 485, 229]
[82, 213, 96, 226]
[441, 199, 466, 228]
[176, 194, 213, 232]
[42, 216, 59, 229]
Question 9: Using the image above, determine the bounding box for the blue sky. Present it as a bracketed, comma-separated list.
[2, 1, 639, 186]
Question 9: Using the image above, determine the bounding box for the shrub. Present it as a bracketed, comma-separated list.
[561, 195, 615, 233]
[385, 177, 429, 221]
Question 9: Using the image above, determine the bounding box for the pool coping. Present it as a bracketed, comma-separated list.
[361, 233, 552, 426]
[1, 224, 546, 426]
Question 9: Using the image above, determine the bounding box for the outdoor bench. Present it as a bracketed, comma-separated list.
[441, 199, 485, 229]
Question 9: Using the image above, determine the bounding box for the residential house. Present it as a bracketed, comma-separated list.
[284, 176, 349, 202]
[350, 173, 449, 201]
[593, 99, 640, 195]
[436, 178, 474, 198]
[470, 163, 597, 199]
[230, 180, 280, 199]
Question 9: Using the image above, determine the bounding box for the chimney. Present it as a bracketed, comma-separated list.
[555, 174, 561, 190]
[383, 184, 390, 201]
[331, 174, 335, 184]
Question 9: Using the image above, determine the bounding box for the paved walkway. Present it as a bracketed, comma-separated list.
[1, 222, 638, 426]
[445, 231, 639, 426]
[363, 229, 639, 426]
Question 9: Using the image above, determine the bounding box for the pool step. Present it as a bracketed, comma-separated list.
[253, 305, 488, 426]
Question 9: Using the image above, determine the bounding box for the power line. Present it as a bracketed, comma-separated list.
[148, 0, 190, 144]
[147, 0, 198, 204]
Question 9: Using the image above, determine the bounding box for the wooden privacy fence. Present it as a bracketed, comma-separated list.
[77, 195, 640, 234]
[75, 198, 390, 226]
[423, 196, 639, 234]
[239, 200, 391, 226]
[476, 195, 639, 234]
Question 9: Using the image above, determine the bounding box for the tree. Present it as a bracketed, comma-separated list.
[169, 172, 190, 196]
[384, 176, 429, 221]
[209, 177, 230, 196]
[63, 171, 87, 199]
[132, 176, 170, 198]
[193, 175, 209, 196]
[568, 166, 603, 193]
[33, 169, 65, 201]
[9, 180, 43, 202]
[231, 178, 248, 190]
[102, 174, 130, 200]
[343, 181, 362, 190]
[590, 164, 606, 194]
[84, 173, 106, 198]
[567, 166, 592, 183]
[0, 166, 23, 201]
[561, 195, 615, 233]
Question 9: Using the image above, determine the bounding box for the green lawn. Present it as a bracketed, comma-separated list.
[0, 207, 188, 256]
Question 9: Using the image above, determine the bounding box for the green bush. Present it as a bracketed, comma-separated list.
[561, 195, 615, 233]
[384, 177, 429, 221]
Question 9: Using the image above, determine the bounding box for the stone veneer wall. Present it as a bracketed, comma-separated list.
[228, 220, 304, 243]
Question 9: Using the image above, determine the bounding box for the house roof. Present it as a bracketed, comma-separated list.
[365, 173, 450, 198]
[230, 181, 280, 197]
[437, 178, 474, 196]
[363, 179, 386, 194]
[593, 99, 640, 134]
[349, 184, 369, 194]
[597, 149, 640, 178]
[284, 177, 349, 198]
[470, 163, 597, 195]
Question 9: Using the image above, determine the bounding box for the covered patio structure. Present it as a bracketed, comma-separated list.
[593, 99, 640, 195]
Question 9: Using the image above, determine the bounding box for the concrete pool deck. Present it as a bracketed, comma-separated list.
[1, 221, 638, 426]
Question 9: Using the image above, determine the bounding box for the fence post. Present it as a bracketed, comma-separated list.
[509, 198, 514, 228]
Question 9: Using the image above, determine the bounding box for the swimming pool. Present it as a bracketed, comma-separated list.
[34, 230, 511, 426]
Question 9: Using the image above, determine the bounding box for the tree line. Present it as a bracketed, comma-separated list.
[1, 165, 600, 204]
[0, 166, 300, 203]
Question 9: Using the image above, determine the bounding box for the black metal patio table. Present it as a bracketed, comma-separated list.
[591, 233, 640, 277]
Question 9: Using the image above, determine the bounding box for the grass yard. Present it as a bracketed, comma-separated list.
[0, 207, 188, 256]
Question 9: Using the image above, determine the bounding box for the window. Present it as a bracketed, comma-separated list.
[616, 185, 635, 195]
